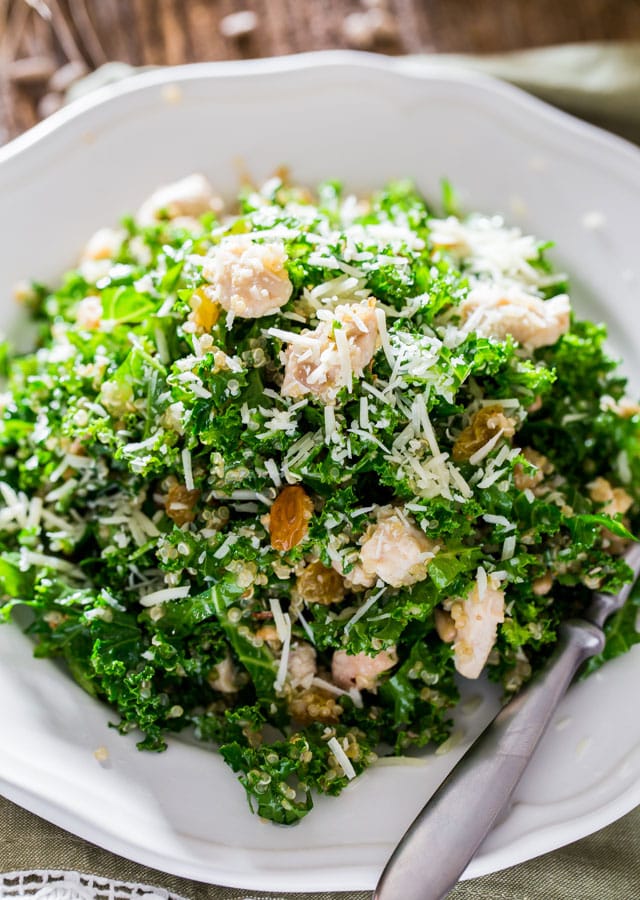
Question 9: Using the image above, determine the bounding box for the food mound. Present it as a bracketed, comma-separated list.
[1, 174, 638, 824]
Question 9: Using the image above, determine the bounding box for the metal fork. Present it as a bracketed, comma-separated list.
[374, 542, 640, 900]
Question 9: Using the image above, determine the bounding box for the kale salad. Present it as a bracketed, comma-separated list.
[1, 175, 639, 824]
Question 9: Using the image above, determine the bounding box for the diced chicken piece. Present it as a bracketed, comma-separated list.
[136, 174, 221, 226]
[601, 394, 640, 418]
[615, 397, 640, 418]
[588, 476, 634, 517]
[459, 284, 570, 350]
[281, 299, 379, 402]
[342, 561, 376, 590]
[513, 447, 553, 491]
[358, 506, 436, 588]
[81, 227, 124, 262]
[76, 296, 103, 330]
[329, 554, 376, 591]
[449, 582, 505, 680]
[202, 236, 292, 319]
[332, 647, 397, 692]
[208, 655, 239, 693]
[434, 608, 456, 643]
[287, 642, 317, 689]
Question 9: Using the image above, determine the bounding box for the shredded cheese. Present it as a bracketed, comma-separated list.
[181, 447, 194, 491]
[274, 612, 292, 693]
[269, 597, 288, 643]
[476, 566, 488, 599]
[296, 609, 316, 645]
[469, 429, 504, 466]
[327, 736, 357, 780]
[264, 458, 282, 488]
[501, 535, 517, 561]
[344, 584, 386, 635]
[140, 585, 190, 607]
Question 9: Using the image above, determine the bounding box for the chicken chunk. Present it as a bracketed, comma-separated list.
[358, 507, 436, 588]
[281, 299, 379, 402]
[202, 236, 292, 319]
[449, 582, 505, 680]
[287, 642, 317, 690]
[81, 227, 124, 262]
[434, 608, 456, 643]
[75, 295, 103, 330]
[588, 476, 633, 517]
[610, 397, 640, 419]
[136, 173, 221, 226]
[332, 647, 397, 692]
[459, 284, 570, 350]
[513, 447, 553, 491]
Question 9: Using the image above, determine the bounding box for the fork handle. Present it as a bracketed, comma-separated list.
[373, 619, 605, 900]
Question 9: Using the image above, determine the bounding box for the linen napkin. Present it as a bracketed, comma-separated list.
[2, 40, 640, 900]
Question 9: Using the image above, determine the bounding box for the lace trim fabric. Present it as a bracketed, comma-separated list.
[0, 871, 189, 900]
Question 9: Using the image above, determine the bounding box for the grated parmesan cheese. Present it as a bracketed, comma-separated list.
[501, 535, 517, 561]
[469, 430, 504, 466]
[482, 513, 514, 530]
[213, 533, 239, 559]
[324, 405, 337, 444]
[264, 458, 282, 488]
[327, 736, 357, 780]
[344, 584, 386, 634]
[269, 597, 288, 643]
[333, 326, 353, 393]
[181, 447, 194, 491]
[139, 585, 190, 607]
[375, 307, 394, 365]
[274, 611, 292, 693]
[476, 566, 488, 600]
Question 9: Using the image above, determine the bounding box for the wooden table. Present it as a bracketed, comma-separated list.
[2, 0, 640, 142]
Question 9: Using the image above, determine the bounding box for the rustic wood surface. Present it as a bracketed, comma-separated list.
[1, 0, 640, 144]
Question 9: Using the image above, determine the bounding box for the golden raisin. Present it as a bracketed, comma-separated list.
[289, 687, 343, 726]
[269, 485, 314, 551]
[165, 483, 200, 526]
[296, 560, 345, 606]
[452, 405, 516, 461]
[188, 287, 220, 333]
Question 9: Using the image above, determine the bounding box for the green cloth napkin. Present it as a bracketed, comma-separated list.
[428, 41, 640, 146]
[2, 41, 640, 900]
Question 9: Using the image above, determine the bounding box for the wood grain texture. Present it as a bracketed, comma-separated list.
[1, 0, 640, 141]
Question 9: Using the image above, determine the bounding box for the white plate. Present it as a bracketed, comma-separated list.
[0, 53, 639, 892]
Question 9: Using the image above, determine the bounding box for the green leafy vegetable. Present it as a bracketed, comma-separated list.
[0, 175, 638, 824]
